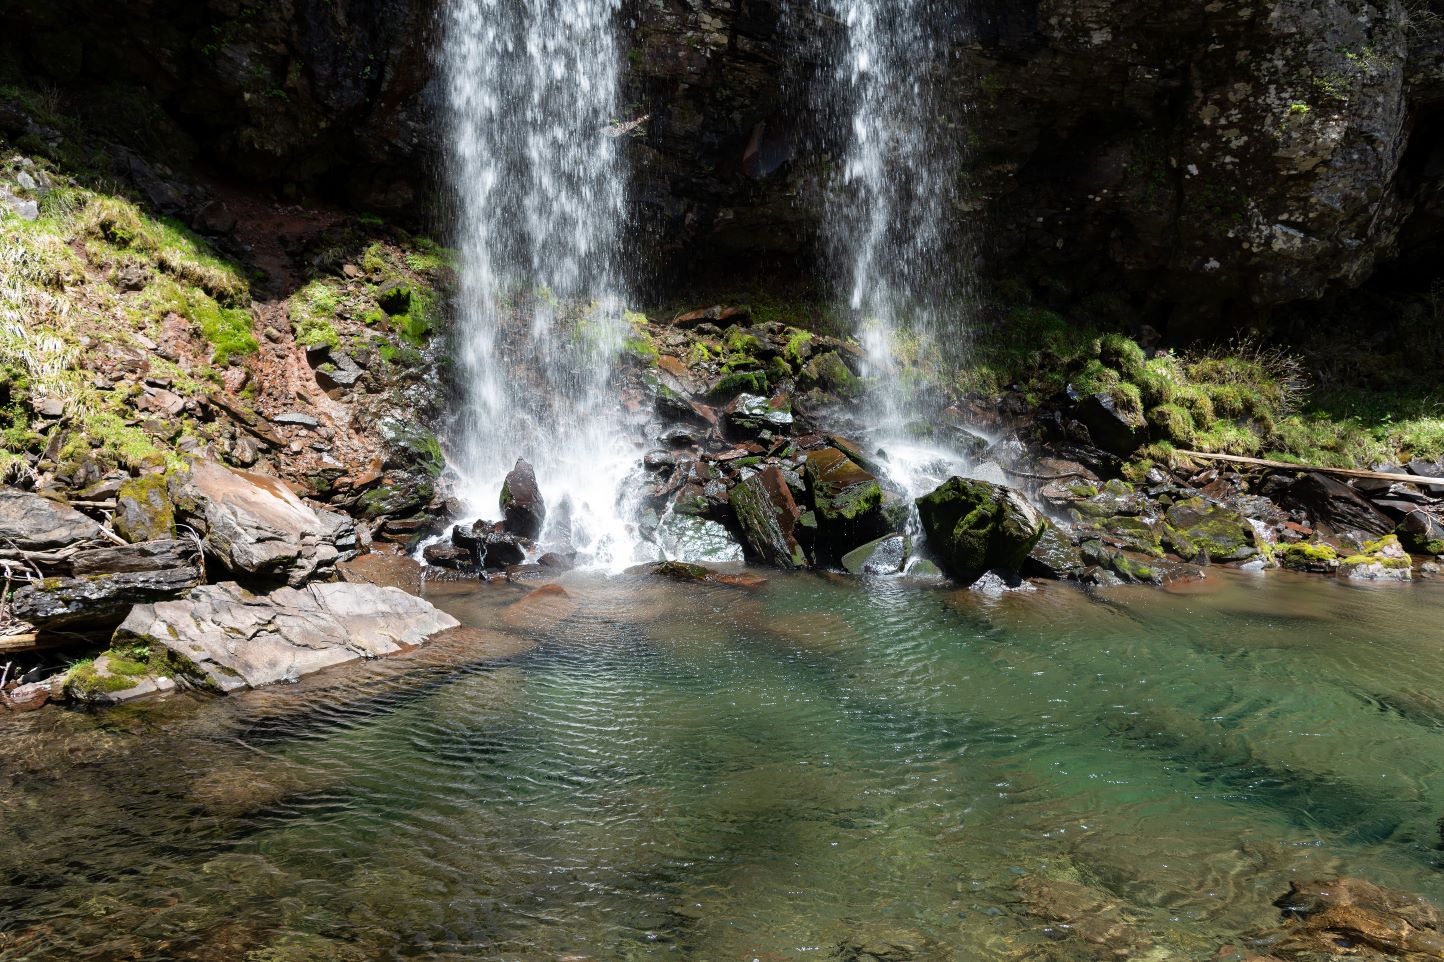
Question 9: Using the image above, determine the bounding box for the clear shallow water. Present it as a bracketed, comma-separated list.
[4, 572, 1444, 961]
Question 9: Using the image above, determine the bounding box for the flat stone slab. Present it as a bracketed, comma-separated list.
[114, 581, 461, 692]
[0, 488, 104, 551]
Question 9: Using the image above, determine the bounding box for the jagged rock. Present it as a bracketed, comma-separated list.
[1284, 473, 1394, 536]
[915, 477, 1046, 586]
[170, 460, 357, 587]
[71, 538, 199, 576]
[805, 448, 888, 562]
[11, 565, 203, 630]
[0, 487, 104, 550]
[114, 581, 461, 692]
[1397, 508, 1444, 556]
[841, 535, 909, 575]
[113, 474, 176, 543]
[272, 411, 320, 429]
[730, 466, 807, 569]
[1070, 390, 1146, 455]
[726, 393, 794, 435]
[500, 458, 546, 539]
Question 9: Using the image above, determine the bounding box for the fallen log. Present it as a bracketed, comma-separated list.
[1175, 450, 1443, 488]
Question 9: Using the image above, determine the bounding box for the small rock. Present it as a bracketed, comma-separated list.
[273, 411, 321, 429]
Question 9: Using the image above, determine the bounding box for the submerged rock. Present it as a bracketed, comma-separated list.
[1258, 877, 1444, 958]
[841, 534, 909, 576]
[114, 581, 461, 692]
[500, 458, 546, 539]
[0, 488, 104, 551]
[170, 460, 357, 587]
[915, 477, 1046, 586]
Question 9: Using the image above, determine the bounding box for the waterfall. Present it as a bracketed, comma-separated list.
[443, 0, 642, 569]
[815, 0, 975, 489]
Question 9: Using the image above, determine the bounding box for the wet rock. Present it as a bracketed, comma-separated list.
[915, 477, 1047, 586]
[1, 681, 50, 712]
[422, 542, 473, 570]
[1265, 877, 1444, 958]
[841, 535, 909, 576]
[656, 513, 745, 564]
[315, 351, 365, 391]
[726, 392, 794, 435]
[1024, 526, 1087, 579]
[480, 531, 530, 569]
[624, 560, 762, 588]
[501, 584, 577, 632]
[500, 458, 546, 538]
[1275, 541, 1341, 573]
[805, 448, 888, 562]
[1284, 472, 1394, 536]
[114, 581, 461, 693]
[0, 488, 104, 550]
[11, 565, 204, 630]
[336, 552, 425, 595]
[113, 474, 176, 543]
[730, 466, 807, 569]
[63, 655, 178, 705]
[170, 460, 356, 587]
[1015, 876, 1153, 959]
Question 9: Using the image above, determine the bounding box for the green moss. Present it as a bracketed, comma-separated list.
[191, 294, 258, 365]
[80, 195, 249, 306]
[1098, 333, 1147, 382]
[708, 369, 769, 400]
[291, 280, 342, 349]
[1149, 403, 1196, 445]
[784, 328, 814, 366]
[724, 326, 761, 357]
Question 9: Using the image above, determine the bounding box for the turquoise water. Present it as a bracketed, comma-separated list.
[3, 571, 1444, 960]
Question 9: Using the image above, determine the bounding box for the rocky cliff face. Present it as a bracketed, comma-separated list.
[5, 0, 1442, 335]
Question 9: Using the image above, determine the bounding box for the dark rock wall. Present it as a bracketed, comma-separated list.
[5, 0, 1443, 334]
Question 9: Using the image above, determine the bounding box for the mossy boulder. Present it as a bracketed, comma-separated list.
[1072, 389, 1147, 455]
[1340, 534, 1413, 581]
[708, 369, 769, 401]
[114, 473, 175, 543]
[800, 351, 863, 399]
[915, 477, 1047, 586]
[1163, 497, 1258, 563]
[805, 448, 888, 562]
[1276, 541, 1340, 572]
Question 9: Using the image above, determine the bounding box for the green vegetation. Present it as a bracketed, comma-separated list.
[192, 296, 258, 365]
[291, 280, 343, 349]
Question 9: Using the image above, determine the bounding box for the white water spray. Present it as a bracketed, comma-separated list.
[818, 0, 977, 499]
[443, 0, 643, 569]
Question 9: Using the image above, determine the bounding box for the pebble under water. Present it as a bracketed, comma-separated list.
[4, 571, 1444, 961]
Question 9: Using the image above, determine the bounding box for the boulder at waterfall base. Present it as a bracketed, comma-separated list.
[916, 478, 1048, 586]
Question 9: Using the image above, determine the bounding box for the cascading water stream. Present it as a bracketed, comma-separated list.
[816, 1, 977, 497]
[443, 0, 642, 570]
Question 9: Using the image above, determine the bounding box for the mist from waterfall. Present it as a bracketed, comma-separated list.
[443, 0, 642, 569]
[816, 0, 976, 492]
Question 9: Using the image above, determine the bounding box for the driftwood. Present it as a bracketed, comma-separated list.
[1175, 450, 1443, 487]
[0, 633, 40, 654]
